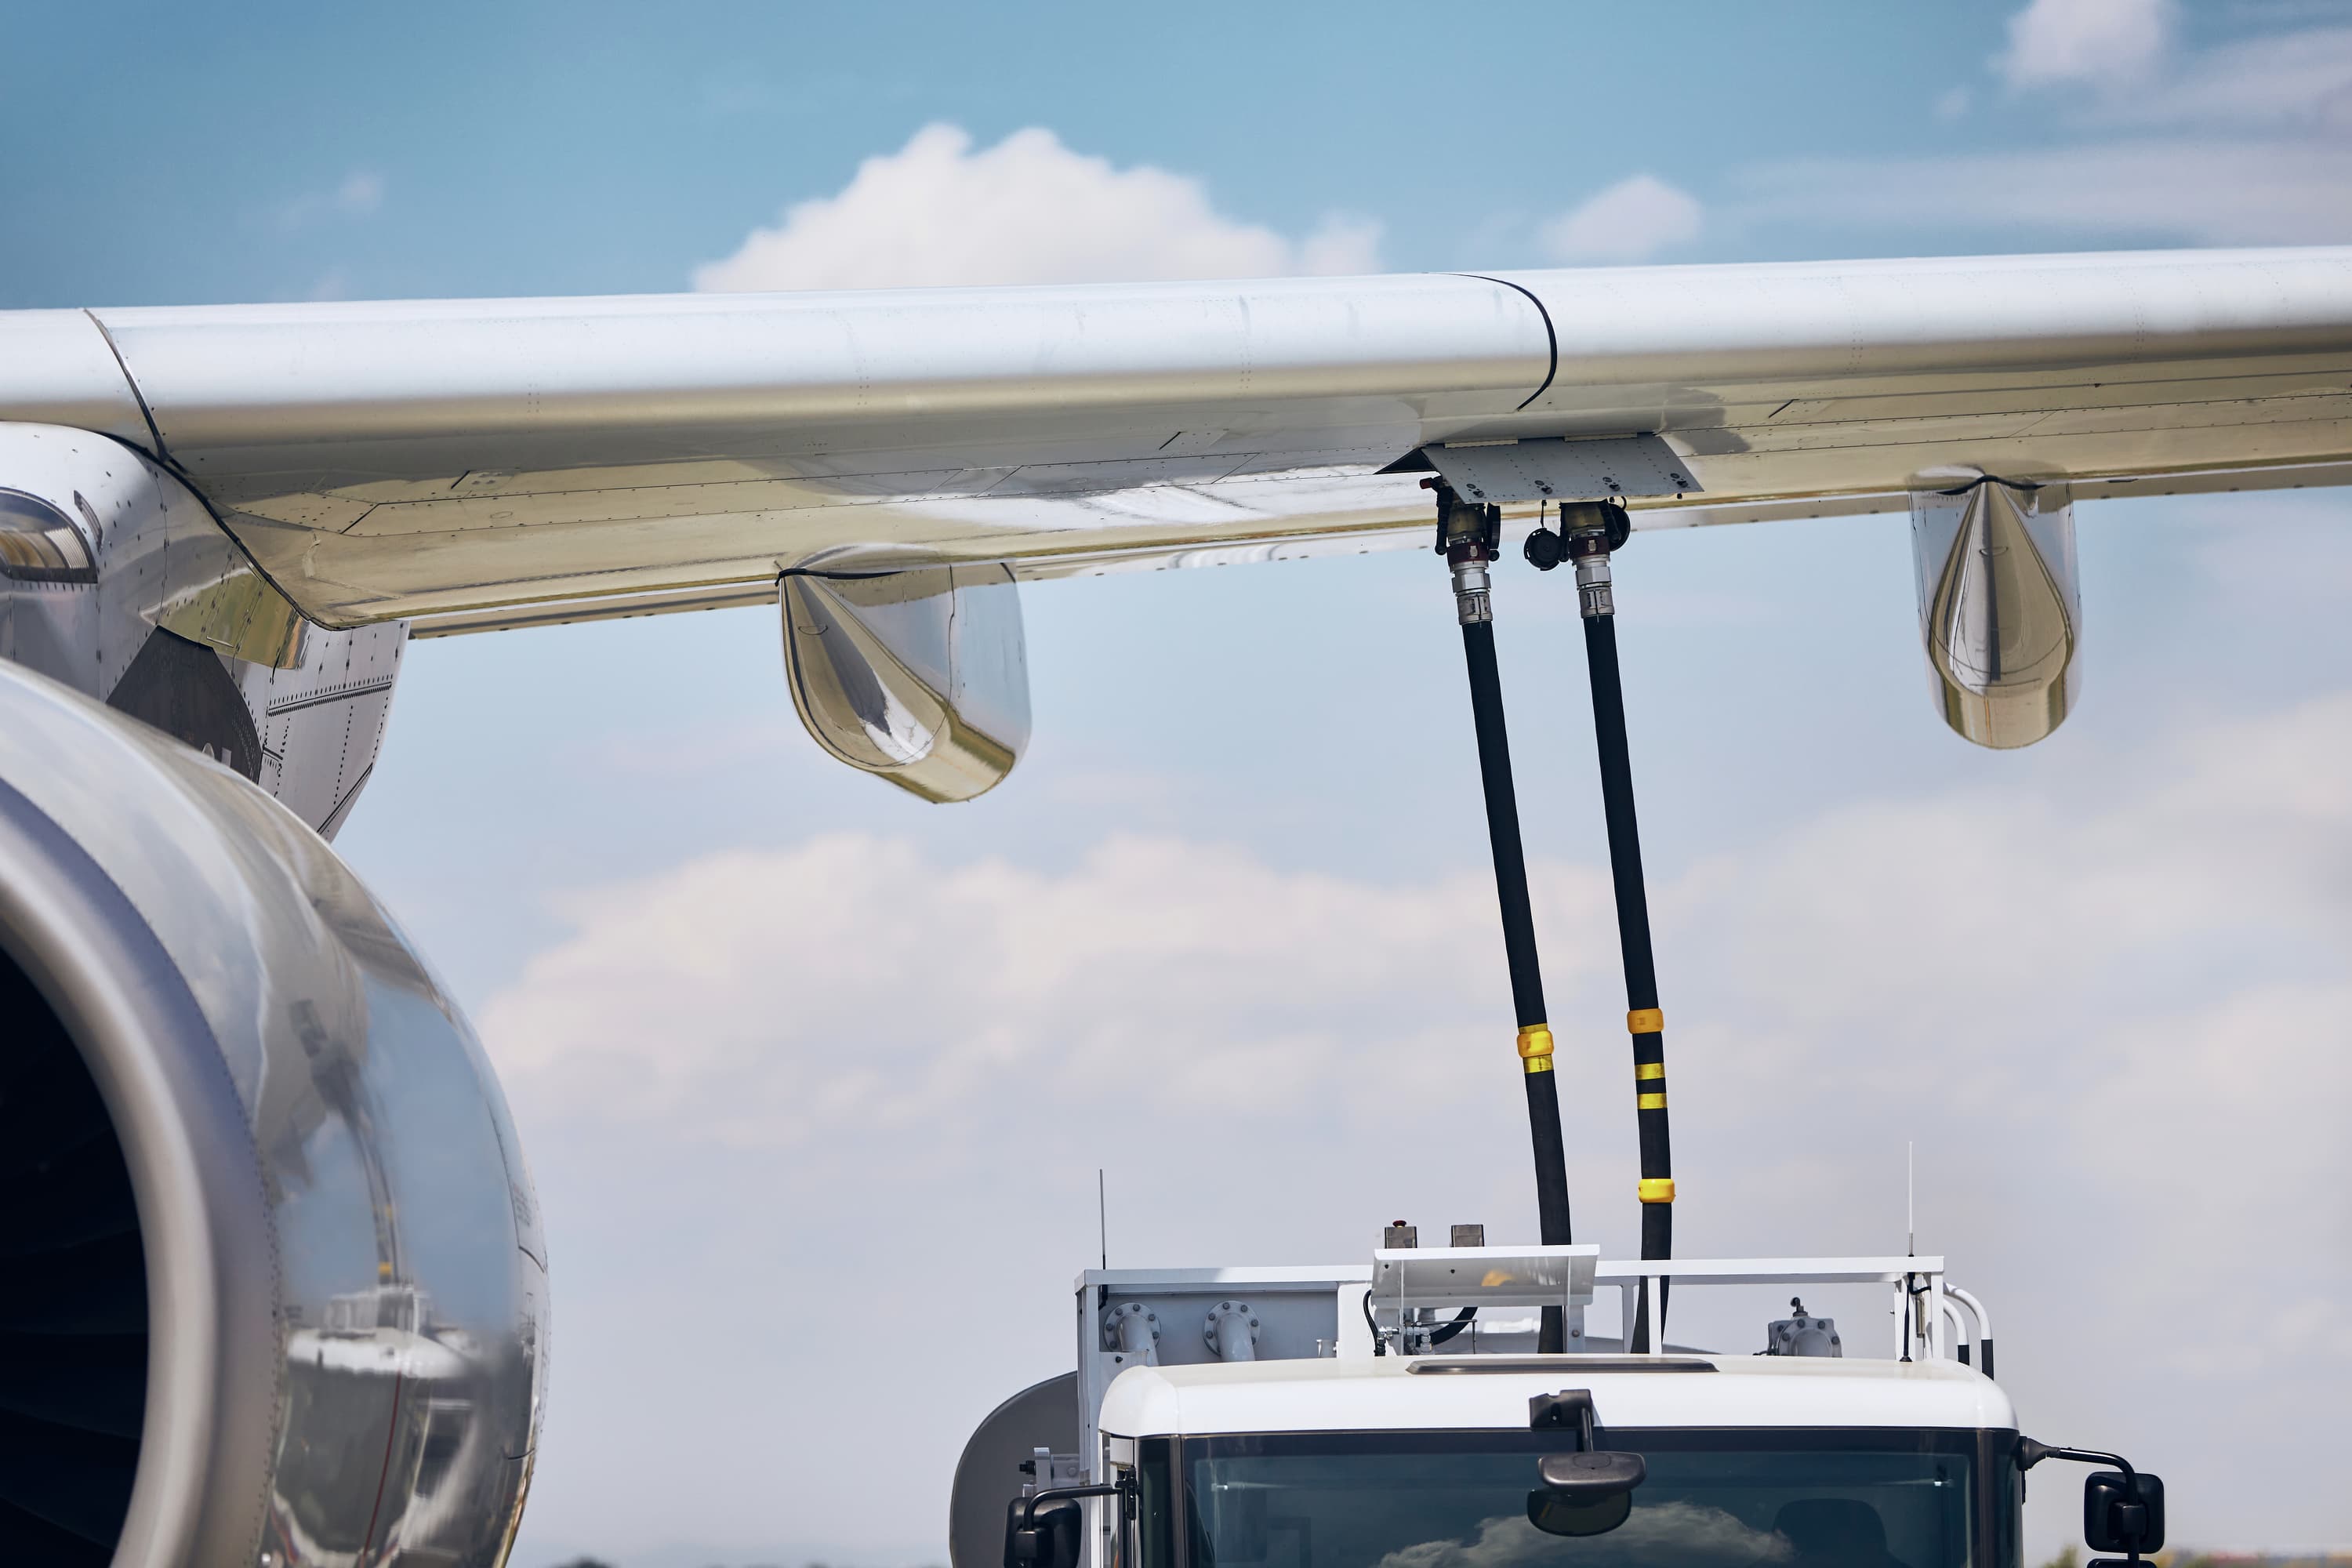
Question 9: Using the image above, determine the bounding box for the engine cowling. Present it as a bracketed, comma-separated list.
[0, 659, 546, 1566]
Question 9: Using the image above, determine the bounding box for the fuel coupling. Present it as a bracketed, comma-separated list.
[1569, 533, 1613, 619]
[1452, 549, 1494, 626]
[1429, 478, 1503, 626]
[1530, 499, 1634, 619]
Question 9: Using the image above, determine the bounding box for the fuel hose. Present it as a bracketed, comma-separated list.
[1443, 490, 1576, 1353]
[1566, 520, 1675, 1349]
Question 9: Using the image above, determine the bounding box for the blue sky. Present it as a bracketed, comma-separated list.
[9, 2, 2352, 1563]
[9, 0, 2349, 307]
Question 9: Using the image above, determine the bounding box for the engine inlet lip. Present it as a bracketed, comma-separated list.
[0, 775, 281, 1568]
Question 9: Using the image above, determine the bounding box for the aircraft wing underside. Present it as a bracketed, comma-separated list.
[4, 245, 2349, 633]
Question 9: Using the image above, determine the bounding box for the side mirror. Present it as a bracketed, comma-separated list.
[2085, 1470, 2165, 1559]
[2018, 1439, 2165, 1566]
[1526, 1451, 1646, 1537]
[1004, 1497, 1082, 1568]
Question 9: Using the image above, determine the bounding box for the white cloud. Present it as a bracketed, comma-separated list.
[485, 687, 2352, 1217]
[1996, 0, 2174, 89]
[335, 170, 385, 216]
[485, 691, 2352, 1559]
[1737, 138, 2352, 245]
[2093, 23, 2352, 127]
[481, 833, 1602, 1144]
[274, 169, 386, 231]
[1537, 174, 1704, 265]
[1744, 4, 2352, 245]
[692, 123, 1382, 292]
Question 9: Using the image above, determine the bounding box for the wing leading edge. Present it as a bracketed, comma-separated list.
[2, 247, 2346, 632]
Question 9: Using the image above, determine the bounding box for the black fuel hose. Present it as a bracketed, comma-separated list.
[1574, 550, 1675, 1350]
[1461, 614, 1575, 1353]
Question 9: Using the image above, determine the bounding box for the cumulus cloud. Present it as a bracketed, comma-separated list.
[1996, 0, 2174, 89]
[486, 692, 2352, 1215]
[482, 834, 1605, 1145]
[1538, 174, 1704, 265]
[692, 123, 1382, 292]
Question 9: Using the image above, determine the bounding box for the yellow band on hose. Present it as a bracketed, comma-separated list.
[1516, 1025, 1555, 1061]
[1627, 1007, 1664, 1034]
[1639, 1178, 1676, 1203]
[1637, 1092, 1668, 1110]
[1635, 1062, 1664, 1081]
[1524, 1057, 1555, 1075]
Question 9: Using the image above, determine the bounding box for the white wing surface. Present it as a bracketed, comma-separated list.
[4, 248, 2348, 632]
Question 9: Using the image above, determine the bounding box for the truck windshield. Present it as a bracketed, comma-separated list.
[1141, 1430, 2016, 1568]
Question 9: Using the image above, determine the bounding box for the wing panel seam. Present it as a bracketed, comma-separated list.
[81, 310, 169, 463]
[1458, 274, 1557, 410]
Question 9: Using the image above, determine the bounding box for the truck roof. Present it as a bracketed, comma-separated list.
[1098, 1354, 2016, 1439]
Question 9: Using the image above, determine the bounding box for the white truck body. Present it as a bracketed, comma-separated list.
[956, 1247, 2026, 1568]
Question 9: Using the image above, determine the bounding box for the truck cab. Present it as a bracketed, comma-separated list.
[1101, 1354, 2019, 1568]
[954, 1242, 2152, 1568]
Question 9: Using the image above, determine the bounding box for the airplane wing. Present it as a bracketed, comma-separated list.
[4, 246, 2347, 637]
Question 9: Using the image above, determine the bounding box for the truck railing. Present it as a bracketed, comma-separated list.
[1069, 1251, 1995, 1482]
[1589, 1255, 1955, 1363]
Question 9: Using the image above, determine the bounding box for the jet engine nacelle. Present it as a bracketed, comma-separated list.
[0, 661, 545, 1566]
[1908, 474, 2082, 749]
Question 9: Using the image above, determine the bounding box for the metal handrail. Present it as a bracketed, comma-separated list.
[1946, 1283, 1994, 1377]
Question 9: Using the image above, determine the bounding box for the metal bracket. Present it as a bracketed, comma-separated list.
[1425, 437, 1698, 504]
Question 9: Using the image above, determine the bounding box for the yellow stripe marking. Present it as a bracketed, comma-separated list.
[1637, 1091, 1667, 1110]
[1635, 1062, 1664, 1081]
[1524, 1057, 1555, 1075]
